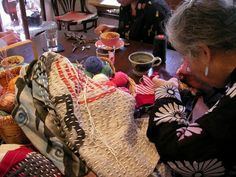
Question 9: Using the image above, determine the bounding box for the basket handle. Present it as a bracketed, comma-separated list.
[99, 56, 116, 74]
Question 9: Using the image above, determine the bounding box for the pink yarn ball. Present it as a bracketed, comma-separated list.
[118, 87, 130, 94]
[105, 80, 117, 87]
[111, 71, 128, 87]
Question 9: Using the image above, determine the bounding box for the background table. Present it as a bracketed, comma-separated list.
[33, 30, 207, 122]
[88, 0, 120, 9]
[33, 31, 183, 82]
[88, 0, 120, 18]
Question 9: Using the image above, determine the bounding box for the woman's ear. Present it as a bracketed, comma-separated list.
[198, 44, 212, 64]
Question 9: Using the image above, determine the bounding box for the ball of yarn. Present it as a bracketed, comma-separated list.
[84, 70, 93, 78]
[84, 56, 104, 75]
[111, 71, 128, 87]
[93, 73, 109, 83]
[105, 80, 117, 87]
[118, 87, 130, 94]
[101, 64, 113, 77]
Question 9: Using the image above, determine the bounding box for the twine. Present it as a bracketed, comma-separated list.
[83, 77, 126, 172]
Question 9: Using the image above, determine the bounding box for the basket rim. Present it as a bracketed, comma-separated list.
[98, 56, 116, 74]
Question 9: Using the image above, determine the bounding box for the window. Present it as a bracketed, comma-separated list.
[0, 0, 46, 39]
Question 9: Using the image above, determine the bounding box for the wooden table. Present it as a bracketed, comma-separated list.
[88, 0, 120, 18]
[88, 0, 120, 9]
[32, 31, 183, 82]
[33, 31, 207, 121]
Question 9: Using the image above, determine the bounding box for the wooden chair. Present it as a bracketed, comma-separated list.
[51, 0, 98, 32]
[0, 40, 38, 63]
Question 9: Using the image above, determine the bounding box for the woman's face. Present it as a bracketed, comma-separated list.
[183, 56, 209, 87]
[117, 0, 136, 6]
[183, 49, 225, 89]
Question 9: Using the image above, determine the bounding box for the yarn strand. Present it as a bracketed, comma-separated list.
[83, 78, 126, 172]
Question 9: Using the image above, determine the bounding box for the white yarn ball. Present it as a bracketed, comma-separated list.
[92, 73, 109, 83]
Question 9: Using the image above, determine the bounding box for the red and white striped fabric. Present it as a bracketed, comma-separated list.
[136, 75, 155, 95]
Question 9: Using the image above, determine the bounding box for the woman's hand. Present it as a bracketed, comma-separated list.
[94, 24, 117, 35]
[152, 76, 179, 89]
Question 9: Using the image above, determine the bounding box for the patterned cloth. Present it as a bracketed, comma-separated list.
[147, 69, 236, 176]
[12, 52, 159, 177]
[0, 144, 62, 177]
[118, 0, 170, 43]
[135, 75, 156, 108]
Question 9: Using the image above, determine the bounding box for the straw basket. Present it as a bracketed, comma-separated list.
[0, 115, 29, 144]
[0, 66, 21, 88]
[0, 66, 21, 113]
[0, 66, 29, 144]
[99, 57, 136, 96]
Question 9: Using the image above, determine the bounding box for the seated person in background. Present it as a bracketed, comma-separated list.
[147, 0, 236, 176]
[0, 31, 20, 47]
[94, 0, 171, 44]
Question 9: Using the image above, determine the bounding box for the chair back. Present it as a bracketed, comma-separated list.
[51, 0, 88, 15]
[59, 0, 76, 13]
[51, 0, 97, 32]
[0, 40, 37, 63]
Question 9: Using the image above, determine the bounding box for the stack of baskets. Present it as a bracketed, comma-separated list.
[0, 66, 29, 144]
[99, 56, 136, 96]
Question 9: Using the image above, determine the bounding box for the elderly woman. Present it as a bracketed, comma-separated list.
[147, 0, 236, 176]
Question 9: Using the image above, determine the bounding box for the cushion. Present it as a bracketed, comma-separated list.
[0, 144, 62, 176]
[55, 11, 97, 23]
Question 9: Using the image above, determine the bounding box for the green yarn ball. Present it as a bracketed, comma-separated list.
[101, 64, 113, 77]
[84, 70, 94, 78]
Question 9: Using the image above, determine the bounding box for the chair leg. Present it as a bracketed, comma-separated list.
[65, 23, 70, 31]
[83, 23, 87, 33]
[94, 19, 98, 28]
[57, 22, 61, 30]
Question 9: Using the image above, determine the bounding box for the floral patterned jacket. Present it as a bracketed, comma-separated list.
[147, 69, 236, 176]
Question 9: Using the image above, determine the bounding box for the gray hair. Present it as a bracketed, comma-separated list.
[166, 0, 236, 57]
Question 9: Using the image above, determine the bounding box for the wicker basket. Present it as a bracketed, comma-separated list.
[0, 115, 29, 144]
[99, 57, 136, 96]
[0, 66, 29, 144]
[0, 66, 21, 88]
[0, 66, 21, 113]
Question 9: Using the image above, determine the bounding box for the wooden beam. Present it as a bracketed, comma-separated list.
[19, 0, 30, 39]
[40, 0, 46, 21]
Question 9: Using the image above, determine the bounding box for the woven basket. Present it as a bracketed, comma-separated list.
[0, 66, 29, 144]
[0, 66, 21, 88]
[0, 115, 29, 144]
[99, 57, 136, 96]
